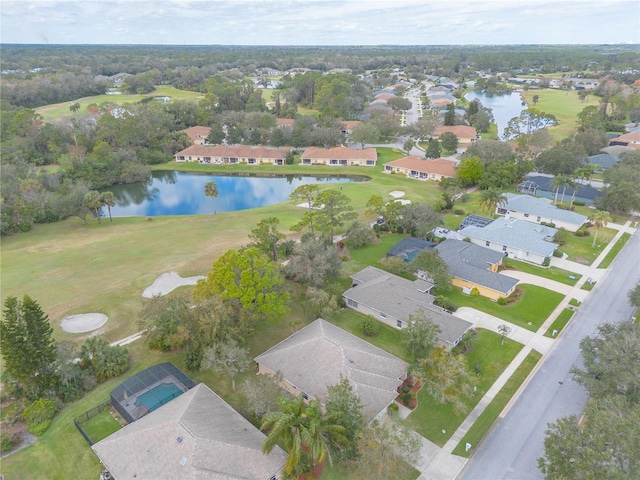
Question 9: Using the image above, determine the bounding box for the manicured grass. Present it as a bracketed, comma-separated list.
[561, 226, 617, 265]
[597, 232, 631, 269]
[34, 85, 204, 121]
[569, 298, 581, 307]
[441, 285, 564, 331]
[502, 258, 580, 285]
[581, 281, 596, 291]
[321, 460, 420, 480]
[544, 308, 575, 338]
[520, 89, 599, 141]
[403, 329, 522, 446]
[78, 409, 122, 444]
[452, 350, 542, 457]
[343, 233, 406, 275]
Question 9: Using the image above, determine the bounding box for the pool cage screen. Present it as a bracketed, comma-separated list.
[110, 362, 196, 424]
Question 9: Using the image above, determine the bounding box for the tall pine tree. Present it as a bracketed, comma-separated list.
[1, 295, 58, 399]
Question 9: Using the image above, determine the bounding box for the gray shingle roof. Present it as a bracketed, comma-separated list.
[386, 237, 437, 263]
[434, 240, 519, 295]
[92, 383, 287, 480]
[344, 267, 473, 347]
[526, 175, 602, 201]
[502, 193, 587, 226]
[255, 318, 408, 417]
[588, 153, 618, 170]
[459, 217, 558, 258]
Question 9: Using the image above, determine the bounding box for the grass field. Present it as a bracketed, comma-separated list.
[34, 85, 204, 121]
[597, 232, 631, 269]
[544, 308, 575, 338]
[502, 258, 581, 285]
[452, 350, 542, 457]
[78, 409, 122, 445]
[404, 329, 522, 446]
[561, 226, 617, 265]
[520, 89, 599, 140]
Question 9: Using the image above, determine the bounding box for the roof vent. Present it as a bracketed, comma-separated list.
[176, 436, 183, 443]
[180, 457, 187, 466]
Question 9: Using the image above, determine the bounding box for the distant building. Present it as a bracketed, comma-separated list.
[175, 145, 290, 165]
[180, 126, 211, 145]
[384, 156, 456, 181]
[300, 146, 377, 167]
[497, 193, 587, 233]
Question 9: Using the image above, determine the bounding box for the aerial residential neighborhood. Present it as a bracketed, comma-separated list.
[1, 4, 639, 480]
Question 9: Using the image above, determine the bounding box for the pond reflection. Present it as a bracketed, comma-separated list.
[104, 171, 367, 217]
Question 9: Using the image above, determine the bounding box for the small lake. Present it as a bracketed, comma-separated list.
[104, 171, 368, 217]
[464, 90, 527, 139]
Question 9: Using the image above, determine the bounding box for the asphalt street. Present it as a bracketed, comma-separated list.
[460, 228, 640, 480]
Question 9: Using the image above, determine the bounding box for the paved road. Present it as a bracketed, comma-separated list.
[460, 228, 640, 480]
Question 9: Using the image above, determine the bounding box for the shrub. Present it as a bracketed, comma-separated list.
[388, 403, 399, 415]
[360, 316, 380, 337]
[460, 193, 471, 203]
[554, 228, 568, 245]
[497, 297, 508, 305]
[395, 225, 404, 234]
[0, 433, 16, 454]
[402, 385, 410, 394]
[23, 398, 58, 436]
[454, 209, 465, 215]
[553, 249, 564, 258]
[574, 228, 590, 237]
[573, 200, 585, 207]
[406, 400, 416, 409]
[542, 257, 551, 267]
[470, 287, 480, 296]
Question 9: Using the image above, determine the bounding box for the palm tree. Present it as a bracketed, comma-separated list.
[560, 177, 575, 205]
[100, 191, 116, 223]
[261, 395, 347, 478]
[204, 181, 219, 215]
[551, 174, 570, 205]
[478, 189, 508, 218]
[588, 209, 611, 248]
[83, 191, 103, 223]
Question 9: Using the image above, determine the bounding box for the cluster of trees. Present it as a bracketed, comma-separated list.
[0, 295, 131, 446]
[539, 316, 640, 479]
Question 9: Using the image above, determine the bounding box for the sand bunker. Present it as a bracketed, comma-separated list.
[142, 272, 206, 298]
[296, 202, 324, 209]
[61, 313, 108, 333]
[389, 190, 405, 198]
[395, 199, 412, 205]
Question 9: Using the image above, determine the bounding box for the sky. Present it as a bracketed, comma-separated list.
[1, 0, 639, 46]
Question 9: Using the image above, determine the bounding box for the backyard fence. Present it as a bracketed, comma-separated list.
[74, 400, 112, 446]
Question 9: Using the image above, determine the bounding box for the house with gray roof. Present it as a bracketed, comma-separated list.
[255, 318, 408, 418]
[588, 153, 618, 170]
[92, 383, 287, 480]
[342, 266, 473, 348]
[434, 239, 519, 301]
[458, 217, 558, 266]
[520, 175, 602, 206]
[497, 193, 587, 232]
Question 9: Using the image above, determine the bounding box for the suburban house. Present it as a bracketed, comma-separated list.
[180, 126, 211, 145]
[496, 193, 587, 233]
[92, 383, 287, 480]
[300, 146, 377, 167]
[276, 118, 295, 129]
[384, 155, 456, 181]
[458, 217, 559, 266]
[386, 237, 436, 263]
[588, 153, 618, 170]
[609, 130, 640, 150]
[342, 266, 473, 348]
[434, 239, 519, 300]
[175, 145, 290, 165]
[432, 125, 479, 145]
[517, 175, 602, 206]
[340, 120, 362, 137]
[254, 318, 408, 418]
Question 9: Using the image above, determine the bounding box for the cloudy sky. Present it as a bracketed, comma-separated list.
[1, 0, 639, 45]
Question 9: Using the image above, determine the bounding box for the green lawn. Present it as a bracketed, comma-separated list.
[544, 308, 575, 338]
[78, 408, 122, 445]
[34, 85, 204, 121]
[343, 233, 406, 275]
[597, 232, 631, 269]
[502, 258, 581, 285]
[321, 459, 420, 480]
[520, 89, 599, 141]
[559, 226, 617, 265]
[441, 285, 564, 331]
[452, 351, 542, 457]
[404, 329, 522, 446]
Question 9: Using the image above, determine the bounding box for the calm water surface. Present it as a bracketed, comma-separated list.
[105, 171, 367, 217]
[464, 91, 527, 139]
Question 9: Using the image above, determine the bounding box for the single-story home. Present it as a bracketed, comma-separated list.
[386, 237, 436, 263]
[255, 318, 408, 418]
[609, 130, 640, 150]
[588, 153, 618, 170]
[432, 125, 479, 144]
[92, 383, 287, 480]
[180, 126, 211, 145]
[342, 266, 473, 348]
[519, 175, 602, 206]
[175, 145, 290, 165]
[276, 118, 295, 129]
[300, 146, 377, 167]
[341, 120, 362, 137]
[384, 156, 456, 181]
[497, 193, 587, 233]
[458, 217, 558, 266]
[434, 239, 519, 300]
